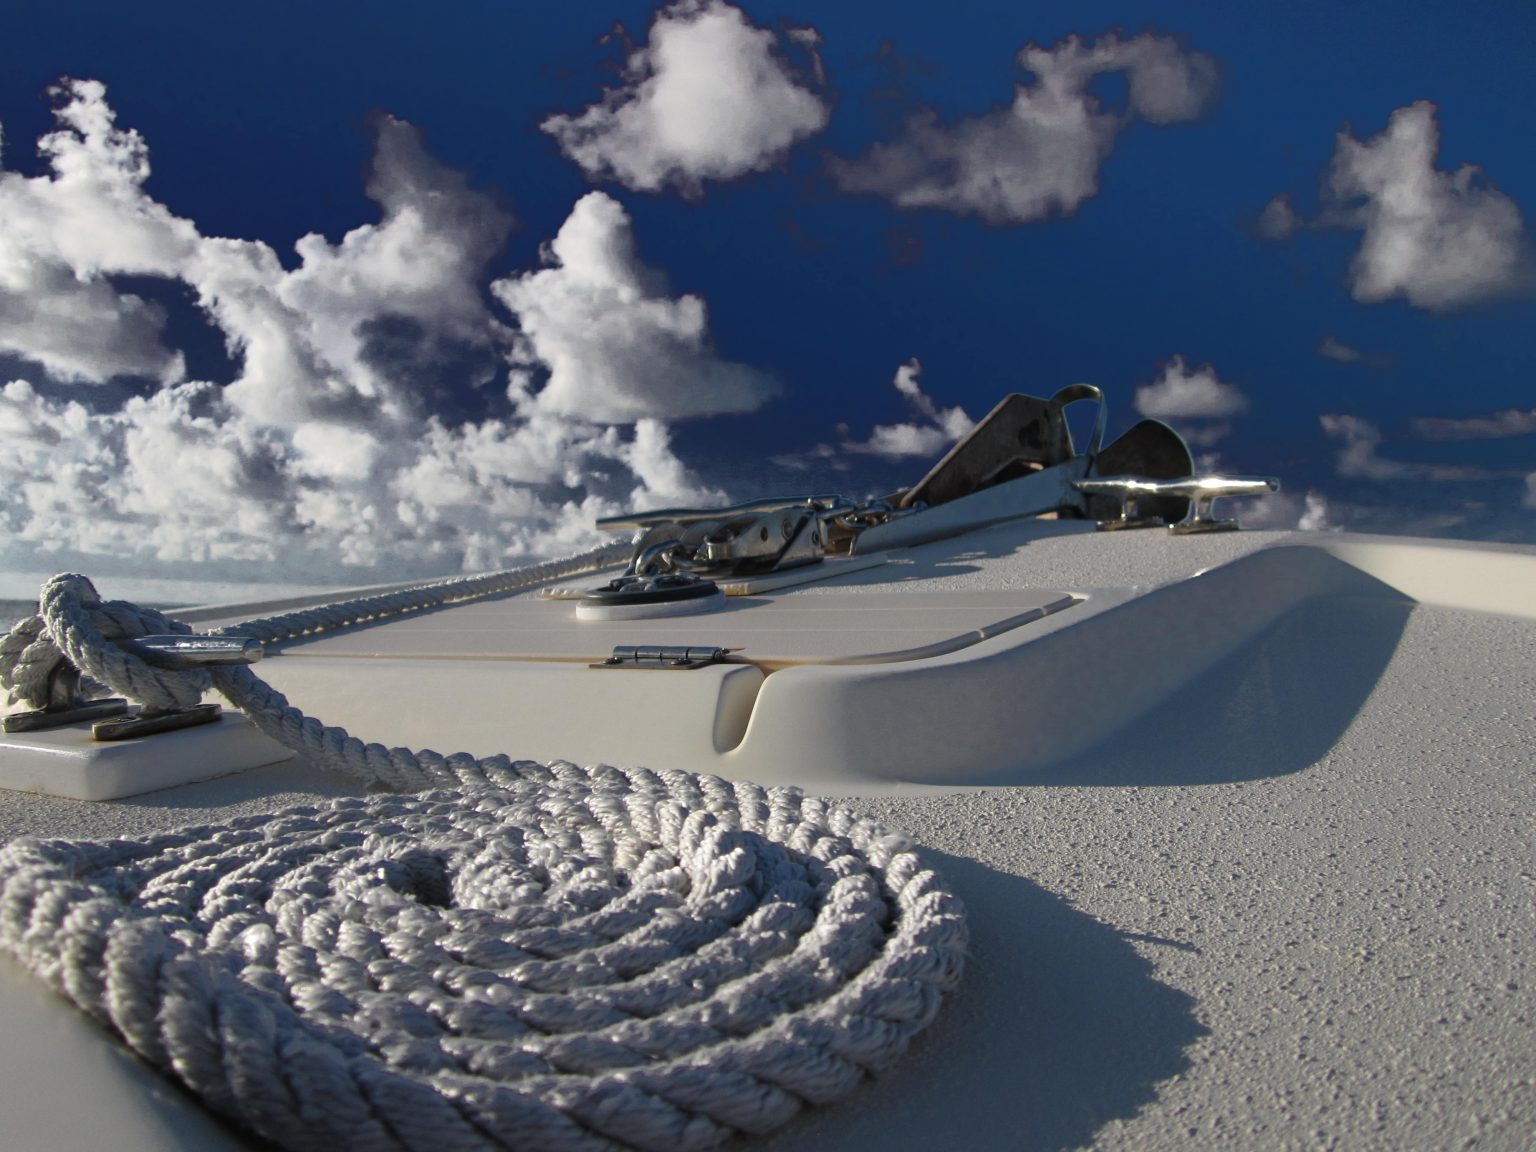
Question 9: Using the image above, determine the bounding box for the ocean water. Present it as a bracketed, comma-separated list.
[1, 599, 36, 634]
[1, 599, 186, 634]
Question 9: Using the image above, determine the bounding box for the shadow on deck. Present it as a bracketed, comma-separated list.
[756, 852, 1206, 1152]
[1030, 590, 1413, 786]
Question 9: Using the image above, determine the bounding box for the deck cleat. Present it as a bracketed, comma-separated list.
[87, 635, 264, 741]
[1076, 475, 1281, 533]
[92, 703, 223, 741]
[2, 658, 128, 734]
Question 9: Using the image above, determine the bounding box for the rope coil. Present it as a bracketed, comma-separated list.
[0, 566, 967, 1151]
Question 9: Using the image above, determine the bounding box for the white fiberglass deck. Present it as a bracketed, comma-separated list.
[1, 522, 1533, 1150]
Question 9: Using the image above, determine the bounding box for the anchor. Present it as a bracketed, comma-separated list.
[580, 384, 1282, 608]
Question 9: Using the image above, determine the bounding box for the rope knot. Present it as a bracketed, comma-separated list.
[0, 573, 211, 712]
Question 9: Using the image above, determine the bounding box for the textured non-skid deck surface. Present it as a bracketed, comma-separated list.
[755, 603, 1536, 1152]
[0, 527, 1531, 1149]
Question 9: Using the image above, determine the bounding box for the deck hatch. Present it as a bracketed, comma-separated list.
[266, 588, 1081, 667]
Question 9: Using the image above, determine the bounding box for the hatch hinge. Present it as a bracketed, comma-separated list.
[594, 645, 736, 670]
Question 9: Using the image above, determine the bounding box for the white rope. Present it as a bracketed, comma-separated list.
[0, 570, 968, 1151]
[207, 543, 633, 649]
[1, 545, 630, 714]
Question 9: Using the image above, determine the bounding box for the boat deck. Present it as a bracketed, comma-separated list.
[1, 524, 1533, 1149]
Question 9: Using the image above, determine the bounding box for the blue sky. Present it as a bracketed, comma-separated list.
[2, 1, 1532, 592]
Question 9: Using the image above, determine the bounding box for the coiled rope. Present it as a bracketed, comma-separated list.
[0, 565, 967, 1151]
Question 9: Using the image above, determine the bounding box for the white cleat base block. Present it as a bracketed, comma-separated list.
[0, 713, 294, 801]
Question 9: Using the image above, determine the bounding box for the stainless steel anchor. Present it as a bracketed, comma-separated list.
[587, 384, 1283, 581]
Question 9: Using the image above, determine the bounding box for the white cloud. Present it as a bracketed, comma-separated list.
[892, 357, 974, 440]
[1525, 474, 1536, 510]
[0, 266, 185, 385]
[829, 33, 1217, 224]
[768, 441, 847, 473]
[1320, 413, 1410, 479]
[1325, 102, 1526, 310]
[845, 422, 953, 459]
[0, 78, 196, 383]
[542, 0, 829, 195]
[1412, 407, 1536, 440]
[618, 418, 726, 508]
[1297, 492, 1332, 531]
[0, 378, 292, 568]
[1239, 488, 1332, 532]
[0, 83, 761, 587]
[189, 115, 515, 428]
[1317, 333, 1392, 369]
[768, 359, 975, 468]
[1287, 486, 1536, 542]
[1321, 412, 1498, 482]
[1136, 354, 1241, 427]
[491, 191, 777, 422]
[1318, 334, 1361, 363]
[1255, 194, 1299, 241]
[842, 358, 975, 458]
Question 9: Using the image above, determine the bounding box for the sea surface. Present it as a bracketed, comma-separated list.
[1, 600, 36, 634]
[1, 599, 184, 634]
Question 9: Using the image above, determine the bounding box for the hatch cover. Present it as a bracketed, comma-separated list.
[271, 589, 1078, 668]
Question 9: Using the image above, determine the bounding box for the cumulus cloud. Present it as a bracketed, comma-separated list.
[1133, 355, 1246, 447]
[1317, 333, 1392, 369]
[0, 78, 195, 383]
[0, 266, 185, 385]
[0, 378, 292, 567]
[1297, 492, 1333, 531]
[1526, 474, 1536, 510]
[491, 191, 777, 422]
[842, 358, 975, 458]
[1412, 407, 1536, 440]
[1329, 102, 1526, 309]
[542, 0, 829, 195]
[768, 440, 846, 473]
[1320, 413, 1413, 480]
[0, 82, 755, 586]
[1239, 488, 1332, 532]
[1318, 334, 1361, 363]
[829, 33, 1217, 224]
[1134, 356, 1248, 419]
[1254, 193, 1299, 241]
[768, 359, 975, 469]
[1266, 102, 1527, 310]
[1321, 412, 1498, 482]
[192, 115, 516, 429]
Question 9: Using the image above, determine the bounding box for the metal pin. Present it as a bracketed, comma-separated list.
[118, 635, 264, 668]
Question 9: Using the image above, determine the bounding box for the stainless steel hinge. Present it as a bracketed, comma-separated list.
[594, 645, 735, 670]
